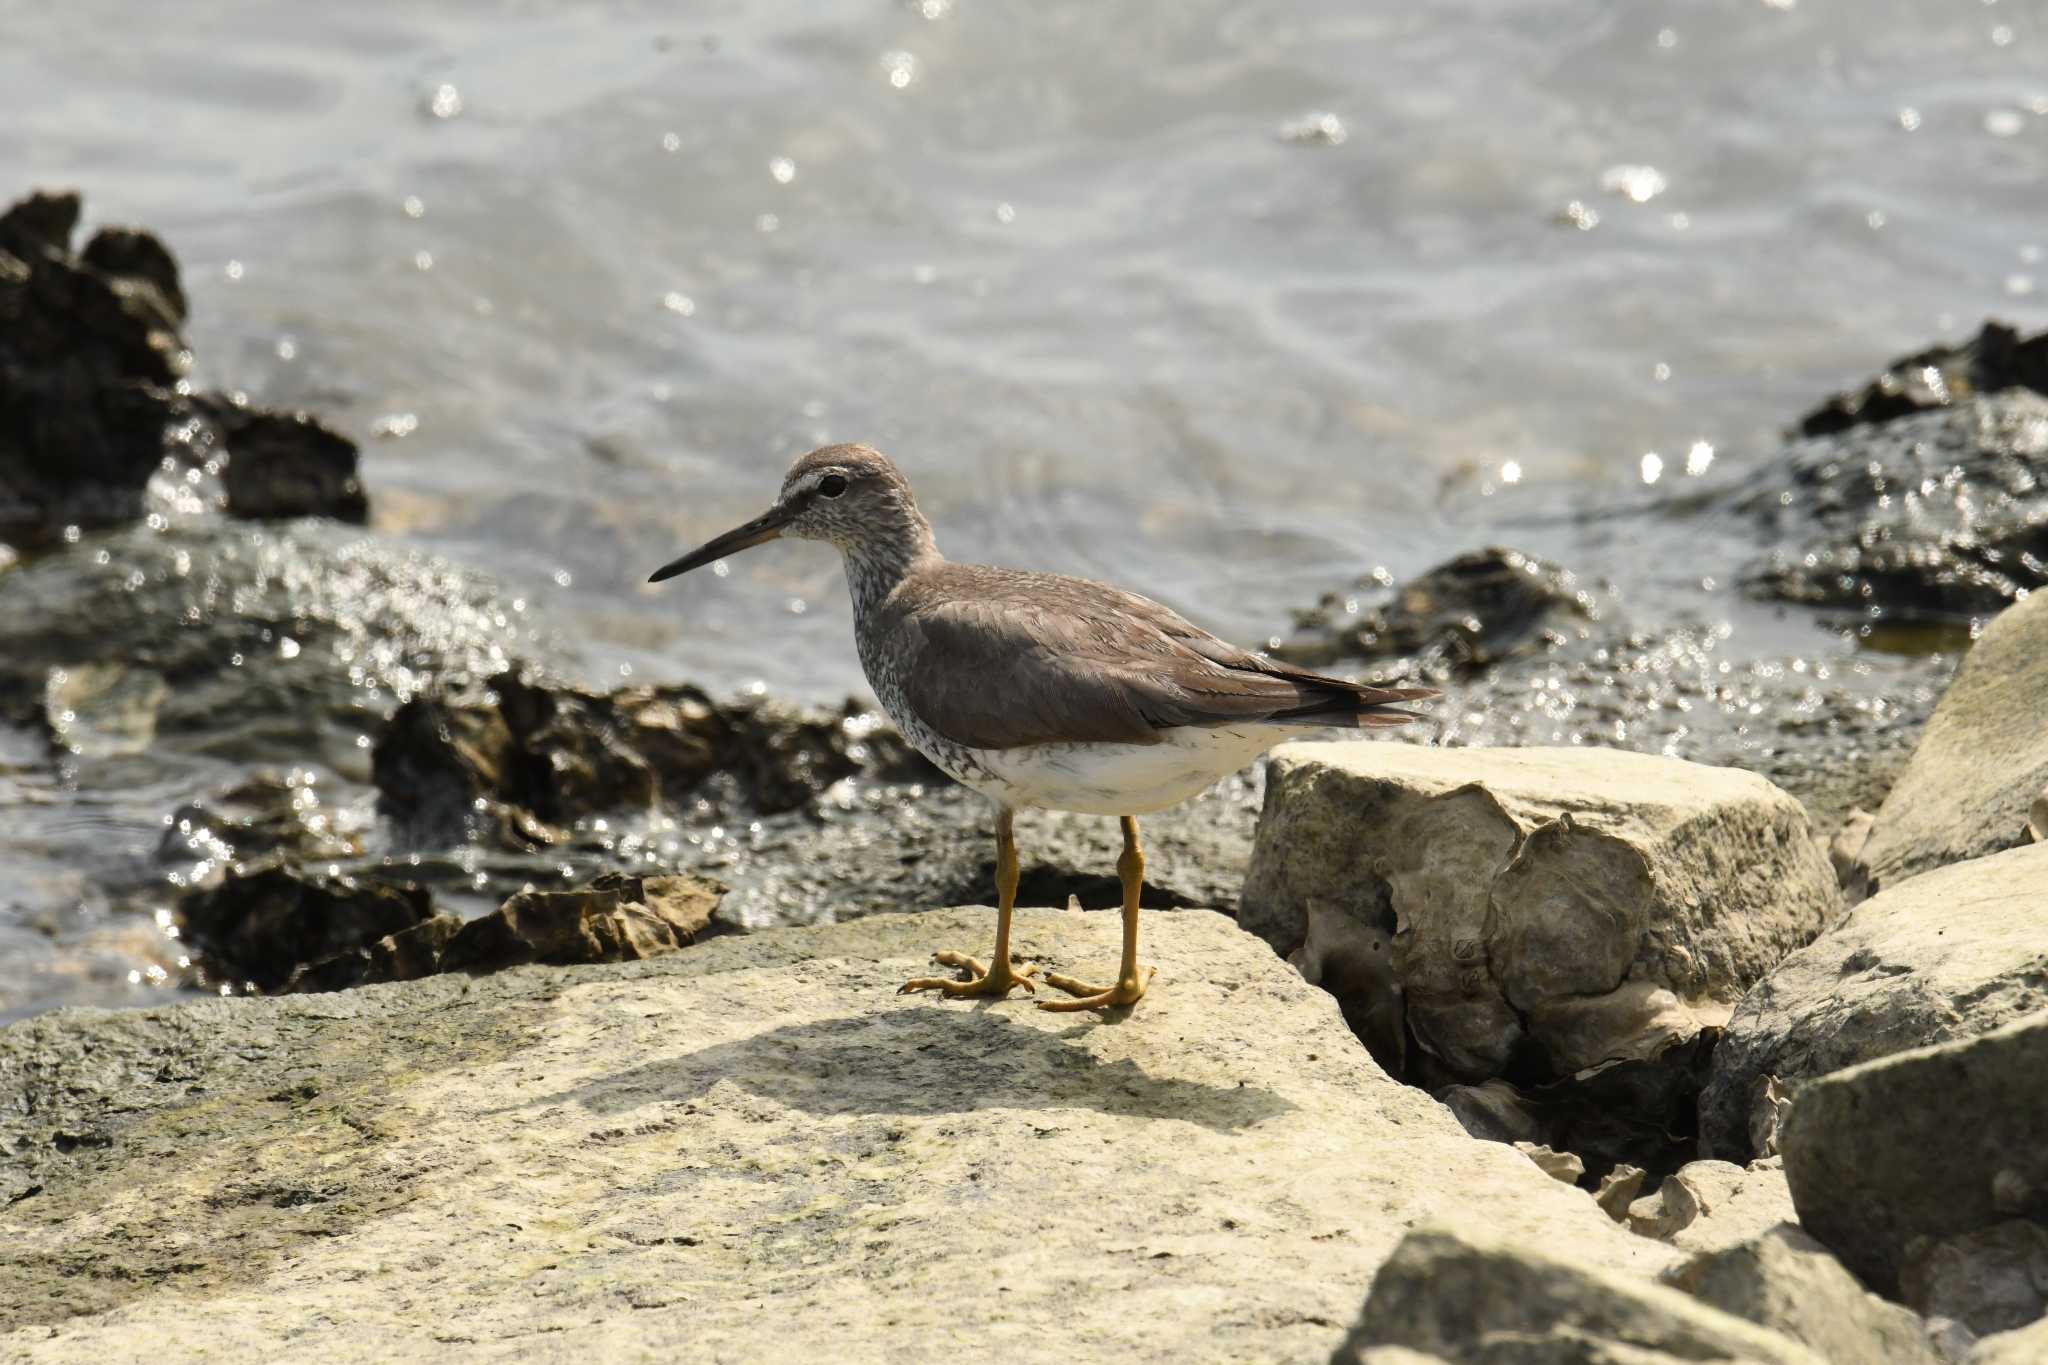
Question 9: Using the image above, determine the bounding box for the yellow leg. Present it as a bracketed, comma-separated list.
[1041, 815, 1155, 1012]
[899, 807, 1038, 1000]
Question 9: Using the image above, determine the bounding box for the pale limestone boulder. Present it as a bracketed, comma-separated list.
[1782, 1012, 2048, 1321]
[1852, 591, 2048, 897]
[1625, 1158, 1798, 1255]
[1330, 1225, 1822, 1364]
[1242, 743, 1838, 1080]
[1701, 844, 2048, 1160]
[1972, 1315, 2048, 1365]
[1664, 1225, 1943, 1365]
[0, 905, 1675, 1365]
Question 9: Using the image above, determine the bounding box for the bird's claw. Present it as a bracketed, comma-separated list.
[898, 950, 1039, 1000]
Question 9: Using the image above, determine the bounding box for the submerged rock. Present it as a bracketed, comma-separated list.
[1740, 392, 2048, 620]
[1782, 1012, 2048, 1324]
[1798, 321, 2048, 437]
[1850, 590, 2048, 896]
[1699, 843, 2048, 1162]
[159, 770, 365, 872]
[0, 907, 1672, 1361]
[1242, 743, 1837, 1083]
[176, 861, 434, 992]
[1333, 1225, 1818, 1364]
[1274, 546, 1603, 672]
[1665, 1225, 1943, 1365]
[0, 189, 188, 549]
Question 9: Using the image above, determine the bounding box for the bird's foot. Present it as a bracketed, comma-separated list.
[898, 950, 1039, 1000]
[1038, 965, 1156, 1012]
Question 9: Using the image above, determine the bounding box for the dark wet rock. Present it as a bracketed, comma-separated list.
[1798, 322, 2048, 437]
[1274, 546, 1603, 672]
[0, 189, 189, 549]
[177, 860, 434, 992]
[1740, 392, 2048, 620]
[0, 520, 530, 778]
[1850, 590, 2048, 896]
[1332, 1225, 1819, 1364]
[1665, 1225, 1943, 1365]
[1783, 1013, 2048, 1322]
[286, 913, 463, 993]
[159, 771, 364, 872]
[1700, 843, 2048, 1162]
[194, 394, 367, 525]
[374, 669, 940, 845]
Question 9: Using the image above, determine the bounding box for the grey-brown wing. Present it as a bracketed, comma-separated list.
[891, 573, 1431, 751]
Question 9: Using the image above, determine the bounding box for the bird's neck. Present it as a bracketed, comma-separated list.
[841, 509, 941, 620]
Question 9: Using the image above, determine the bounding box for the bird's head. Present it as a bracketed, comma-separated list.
[647, 443, 929, 582]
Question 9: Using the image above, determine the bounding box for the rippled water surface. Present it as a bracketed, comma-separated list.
[3, 0, 2044, 1017]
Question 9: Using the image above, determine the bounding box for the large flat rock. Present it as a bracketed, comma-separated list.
[1853, 590, 2048, 896]
[0, 907, 1672, 1364]
[1242, 743, 1836, 1081]
[1701, 843, 2048, 1161]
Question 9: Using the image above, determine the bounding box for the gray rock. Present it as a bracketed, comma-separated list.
[1852, 591, 2048, 895]
[1903, 1221, 2048, 1339]
[1332, 1225, 1821, 1364]
[1782, 1012, 2048, 1309]
[1242, 743, 1838, 1080]
[0, 907, 1676, 1362]
[1664, 1225, 1943, 1365]
[1701, 844, 2048, 1161]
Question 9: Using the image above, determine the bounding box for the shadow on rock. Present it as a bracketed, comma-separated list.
[537, 1008, 1293, 1134]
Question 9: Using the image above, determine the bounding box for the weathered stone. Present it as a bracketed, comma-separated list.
[1516, 1142, 1585, 1186]
[1798, 321, 2048, 437]
[1665, 1225, 1943, 1365]
[1902, 1221, 2048, 1339]
[286, 913, 463, 993]
[1332, 1225, 1820, 1364]
[1288, 893, 1404, 1076]
[1242, 743, 1837, 1081]
[0, 908, 1676, 1361]
[1596, 1165, 1647, 1223]
[1851, 591, 2048, 895]
[1782, 1012, 2048, 1305]
[1625, 1159, 1797, 1255]
[1274, 546, 1604, 672]
[437, 871, 726, 975]
[176, 861, 434, 992]
[1701, 844, 2048, 1161]
[1741, 392, 2048, 619]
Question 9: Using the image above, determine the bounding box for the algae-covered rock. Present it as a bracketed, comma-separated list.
[1700, 843, 2048, 1161]
[0, 907, 1674, 1363]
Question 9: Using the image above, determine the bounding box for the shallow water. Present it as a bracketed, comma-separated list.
[2, 0, 2043, 1017]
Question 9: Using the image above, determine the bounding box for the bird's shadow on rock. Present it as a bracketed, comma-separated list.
[527, 1008, 1293, 1134]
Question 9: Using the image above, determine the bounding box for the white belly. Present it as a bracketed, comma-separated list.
[948, 726, 1287, 816]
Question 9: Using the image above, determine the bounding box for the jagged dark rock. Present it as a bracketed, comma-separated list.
[176, 861, 434, 992]
[1797, 321, 2048, 437]
[0, 189, 187, 548]
[195, 395, 368, 525]
[436, 871, 727, 975]
[1273, 546, 1602, 672]
[373, 670, 942, 845]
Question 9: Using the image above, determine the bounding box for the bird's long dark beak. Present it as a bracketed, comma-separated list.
[647, 502, 795, 583]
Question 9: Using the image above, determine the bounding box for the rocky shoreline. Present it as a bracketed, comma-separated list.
[5, 190, 2048, 1360]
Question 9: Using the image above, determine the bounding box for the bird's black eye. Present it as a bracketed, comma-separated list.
[818, 473, 849, 498]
